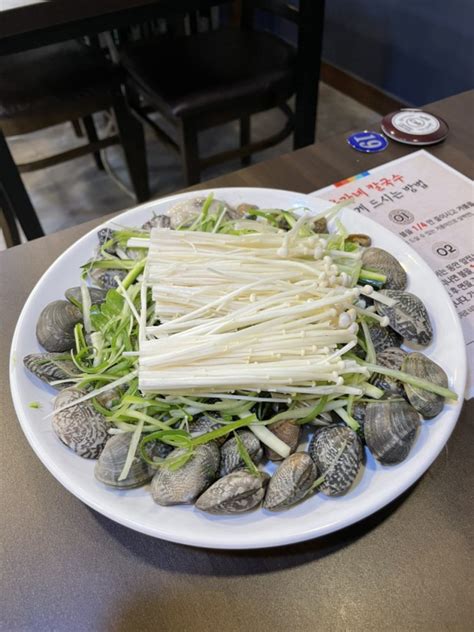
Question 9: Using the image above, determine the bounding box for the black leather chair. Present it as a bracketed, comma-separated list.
[119, 0, 324, 185]
[0, 40, 150, 245]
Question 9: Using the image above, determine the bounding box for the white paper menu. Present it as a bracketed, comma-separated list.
[310, 150, 474, 398]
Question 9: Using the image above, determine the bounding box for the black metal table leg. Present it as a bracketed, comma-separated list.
[0, 130, 44, 240]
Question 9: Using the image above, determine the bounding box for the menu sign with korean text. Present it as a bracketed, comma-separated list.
[310, 150, 474, 398]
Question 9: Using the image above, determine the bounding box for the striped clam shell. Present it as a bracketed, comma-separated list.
[364, 400, 420, 464]
[375, 290, 433, 346]
[263, 452, 317, 511]
[370, 347, 408, 397]
[95, 433, 152, 488]
[189, 415, 226, 446]
[265, 420, 301, 461]
[402, 352, 448, 419]
[309, 426, 363, 496]
[219, 430, 263, 477]
[367, 322, 403, 354]
[53, 387, 109, 459]
[151, 443, 220, 506]
[362, 247, 407, 290]
[89, 267, 127, 290]
[65, 286, 107, 307]
[196, 470, 270, 514]
[23, 352, 79, 389]
[36, 300, 82, 352]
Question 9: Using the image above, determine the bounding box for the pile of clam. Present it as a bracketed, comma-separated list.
[22, 210, 451, 515]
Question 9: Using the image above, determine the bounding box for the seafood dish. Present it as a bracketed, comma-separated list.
[20, 192, 459, 519]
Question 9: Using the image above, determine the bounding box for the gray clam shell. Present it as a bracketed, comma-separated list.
[264, 452, 317, 511]
[196, 470, 270, 514]
[65, 286, 107, 307]
[142, 214, 171, 230]
[364, 400, 420, 464]
[309, 426, 363, 496]
[53, 387, 109, 459]
[375, 290, 433, 346]
[151, 443, 220, 506]
[219, 430, 263, 477]
[351, 401, 368, 429]
[265, 420, 301, 461]
[95, 433, 152, 488]
[142, 438, 173, 461]
[367, 322, 403, 354]
[23, 352, 80, 389]
[402, 352, 448, 419]
[189, 416, 226, 446]
[362, 247, 407, 290]
[166, 197, 236, 229]
[370, 347, 408, 397]
[89, 267, 127, 290]
[36, 300, 83, 352]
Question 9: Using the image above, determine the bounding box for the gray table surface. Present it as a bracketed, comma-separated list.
[1, 92, 473, 631]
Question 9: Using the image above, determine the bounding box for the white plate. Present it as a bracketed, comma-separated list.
[10, 187, 467, 549]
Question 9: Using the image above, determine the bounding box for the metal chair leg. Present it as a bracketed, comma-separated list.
[0, 130, 44, 241]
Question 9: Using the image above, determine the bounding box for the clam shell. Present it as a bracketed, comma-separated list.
[265, 420, 301, 461]
[312, 217, 328, 234]
[36, 300, 83, 352]
[142, 438, 173, 461]
[375, 290, 433, 346]
[151, 443, 220, 506]
[263, 452, 317, 511]
[309, 426, 363, 496]
[89, 267, 127, 290]
[347, 233, 371, 247]
[23, 352, 79, 389]
[95, 388, 122, 410]
[166, 197, 237, 229]
[370, 347, 408, 397]
[351, 401, 368, 429]
[53, 387, 109, 458]
[196, 471, 270, 514]
[362, 247, 407, 290]
[97, 228, 116, 246]
[367, 322, 403, 354]
[364, 400, 420, 464]
[142, 214, 171, 230]
[189, 416, 226, 446]
[402, 352, 448, 419]
[94, 433, 151, 488]
[219, 430, 263, 477]
[65, 286, 107, 307]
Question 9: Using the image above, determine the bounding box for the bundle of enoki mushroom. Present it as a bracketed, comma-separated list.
[132, 214, 385, 398]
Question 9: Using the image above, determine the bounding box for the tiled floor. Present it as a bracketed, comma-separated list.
[1, 83, 378, 249]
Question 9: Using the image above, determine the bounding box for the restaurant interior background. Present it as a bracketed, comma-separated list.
[1, 0, 473, 249]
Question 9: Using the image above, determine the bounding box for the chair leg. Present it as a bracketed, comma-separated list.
[112, 95, 150, 203]
[71, 119, 84, 138]
[81, 115, 105, 171]
[240, 116, 251, 167]
[0, 131, 44, 240]
[178, 119, 200, 186]
[0, 195, 21, 247]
